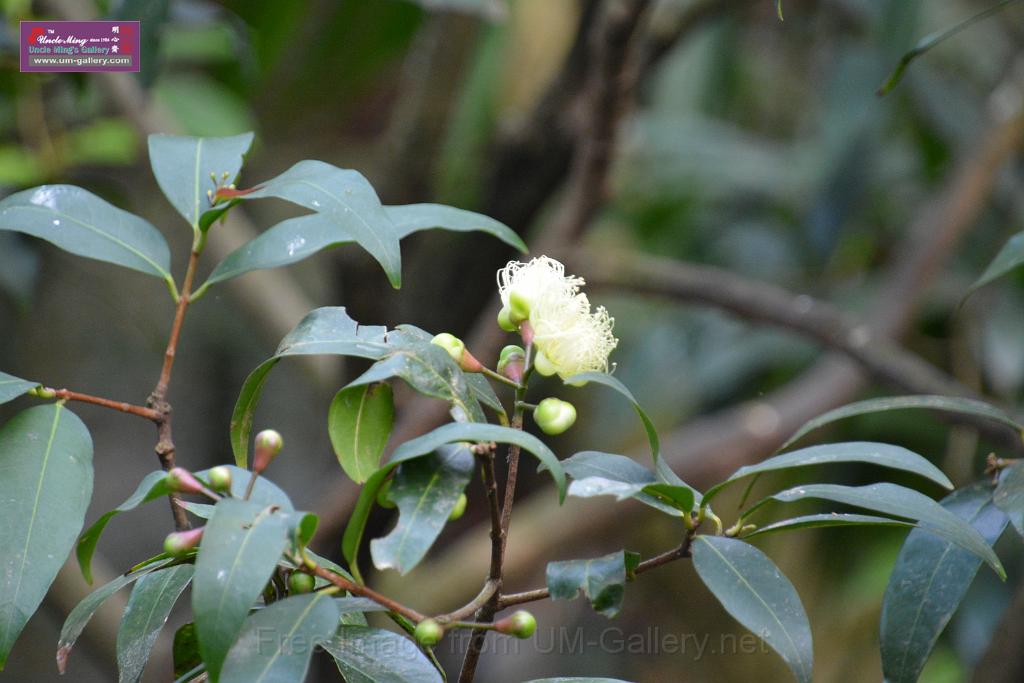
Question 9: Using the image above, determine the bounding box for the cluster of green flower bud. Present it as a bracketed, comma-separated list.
[533, 397, 577, 435]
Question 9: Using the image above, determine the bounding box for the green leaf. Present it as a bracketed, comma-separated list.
[57, 559, 174, 674]
[384, 203, 525, 251]
[994, 461, 1024, 538]
[192, 499, 290, 682]
[565, 372, 694, 494]
[148, 133, 254, 231]
[348, 340, 485, 423]
[880, 484, 1008, 683]
[172, 623, 201, 679]
[466, 373, 504, 414]
[692, 536, 813, 683]
[370, 447, 474, 574]
[329, 383, 394, 483]
[703, 441, 954, 505]
[221, 592, 340, 683]
[0, 370, 36, 405]
[968, 230, 1024, 296]
[117, 564, 194, 683]
[240, 160, 403, 287]
[642, 483, 695, 513]
[747, 483, 1005, 578]
[199, 203, 524, 292]
[230, 307, 388, 467]
[563, 451, 681, 516]
[546, 550, 634, 618]
[323, 626, 442, 683]
[0, 185, 173, 286]
[742, 513, 917, 538]
[781, 395, 1023, 450]
[393, 422, 565, 500]
[77, 470, 171, 584]
[342, 444, 469, 582]
[0, 404, 93, 670]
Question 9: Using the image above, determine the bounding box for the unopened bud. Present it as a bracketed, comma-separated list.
[431, 333, 482, 372]
[498, 345, 525, 383]
[495, 610, 536, 639]
[448, 493, 468, 521]
[253, 429, 284, 474]
[166, 467, 205, 494]
[163, 527, 204, 556]
[497, 306, 518, 332]
[532, 349, 557, 377]
[534, 398, 577, 435]
[289, 571, 315, 594]
[207, 466, 233, 492]
[414, 618, 444, 646]
[508, 289, 531, 325]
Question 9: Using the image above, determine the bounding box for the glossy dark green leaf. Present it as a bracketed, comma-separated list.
[393, 422, 565, 500]
[117, 564, 194, 683]
[562, 451, 680, 516]
[692, 536, 813, 683]
[546, 550, 633, 618]
[994, 461, 1024, 538]
[240, 160, 402, 287]
[880, 484, 1008, 683]
[148, 133, 254, 231]
[348, 340, 485, 423]
[192, 499, 290, 682]
[703, 441, 953, 505]
[172, 623, 201, 679]
[199, 203, 523, 292]
[0, 370, 36, 405]
[642, 483, 695, 513]
[329, 383, 394, 483]
[370, 447, 474, 574]
[465, 373, 504, 414]
[747, 483, 1005, 577]
[0, 405, 93, 670]
[342, 444, 469, 582]
[781, 395, 1023, 450]
[742, 513, 917, 538]
[77, 470, 170, 584]
[0, 185, 173, 286]
[57, 559, 174, 674]
[565, 372, 695, 494]
[231, 307, 388, 467]
[323, 626, 442, 683]
[221, 592, 340, 683]
[385, 203, 525, 250]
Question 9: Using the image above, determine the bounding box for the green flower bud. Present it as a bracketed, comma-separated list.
[207, 466, 233, 492]
[163, 527, 204, 557]
[532, 349, 558, 377]
[253, 429, 284, 474]
[289, 571, 315, 594]
[414, 618, 444, 646]
[166, 467, 205, 494]
[498, 345, 526, 383]
[534, 398, 577, 435]
[33, 386, 57, 399]
[431, 333, 466, 363]
[497, 305, 518, 332]
[448, 493, 468, 521]
[496, 610, 537, 639]
[508, 289, 531, 324]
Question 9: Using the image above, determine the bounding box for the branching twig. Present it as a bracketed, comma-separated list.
[43, 388, 162, 421]
[307, 565, 426, 623]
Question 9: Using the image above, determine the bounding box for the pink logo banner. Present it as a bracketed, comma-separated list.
[20, 20, 140, 73]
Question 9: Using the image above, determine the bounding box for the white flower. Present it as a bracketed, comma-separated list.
[497, 256, 618, 380]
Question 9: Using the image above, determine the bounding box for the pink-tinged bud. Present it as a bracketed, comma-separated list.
[498, 345, 526, 383]
[519, 320, 535, 346]
[253, 429, 284, 474]
[163, 526, 204, 556]
[495, 610, 536, 638]
[166, 467, 205, 494]
[459, 350, 483, 373]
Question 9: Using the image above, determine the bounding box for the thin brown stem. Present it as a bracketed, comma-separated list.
[154, 247, 201, 398]
[47, 388, 162, 421]
[307, 565, 425, 623]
